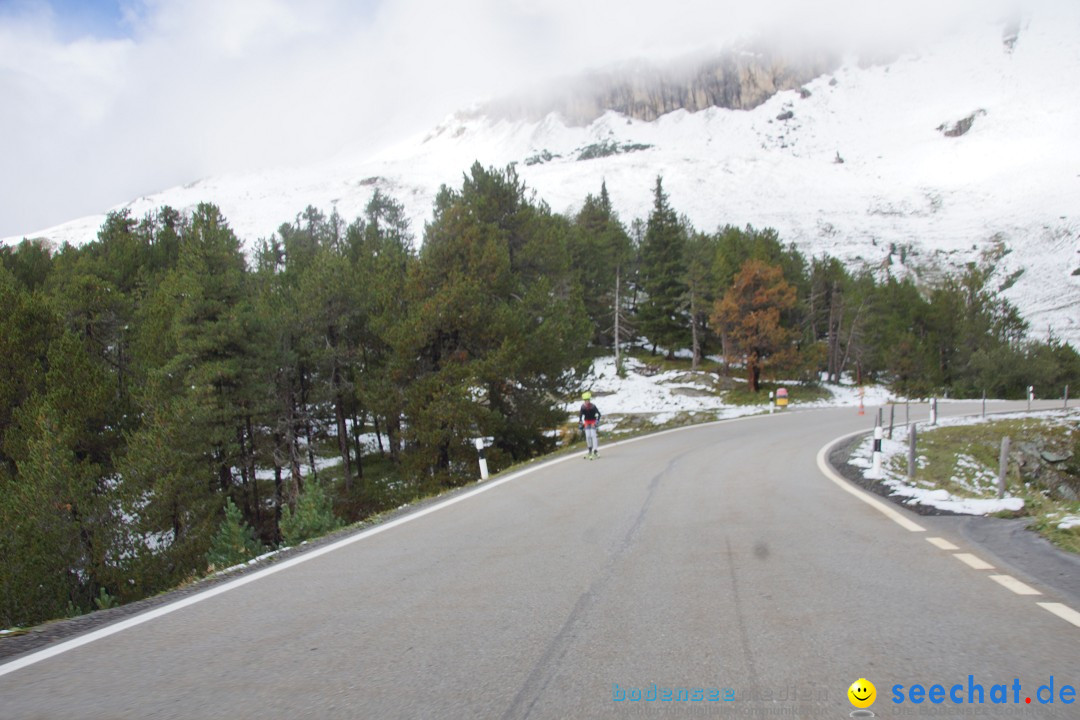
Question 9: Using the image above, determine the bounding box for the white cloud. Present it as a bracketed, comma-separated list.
[0, 0, 1030, 238]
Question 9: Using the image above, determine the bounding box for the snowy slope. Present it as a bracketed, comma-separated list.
[5, 7, 1079, 344]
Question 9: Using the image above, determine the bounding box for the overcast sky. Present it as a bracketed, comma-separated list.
[0, 0, 1024, 239]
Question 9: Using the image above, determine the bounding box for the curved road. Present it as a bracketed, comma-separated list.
[1, 402, 1076, 719]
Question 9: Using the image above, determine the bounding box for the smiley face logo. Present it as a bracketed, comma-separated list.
[848, 678, 876, 708]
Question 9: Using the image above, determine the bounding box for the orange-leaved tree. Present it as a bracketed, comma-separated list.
[711, 259, 797, 392]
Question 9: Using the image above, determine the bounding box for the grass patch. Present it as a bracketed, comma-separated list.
[621, 346, 832, 408]
[888, 413, 1080, 553]
[623, 347, 733, 375]
[723, 381, 831, 407]
[1028, 518, 1080, 555]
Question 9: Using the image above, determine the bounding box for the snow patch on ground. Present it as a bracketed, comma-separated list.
[566, 355, 898, 430]
[573, 356, 746, 424]
[208, 548, 283, 577]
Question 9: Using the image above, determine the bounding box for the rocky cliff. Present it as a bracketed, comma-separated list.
[482, 46, 841, 125]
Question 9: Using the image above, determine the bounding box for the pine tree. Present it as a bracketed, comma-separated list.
[122, 203, 256, 587]
[351, 190, 415, 464]
[683, 231, 719, 369]
[0, 406, 85, 625]
[0, 238, 54, 291]
[206, 498, 264, 570]
[925, 264, 1028, 395]
[570, 181, 633, 347]
[249, 237, 304, 534]
[279, 481, 342, 545]
[711, 259, 797, 392]
[297, 241, 362, 492]
[394, 164, 588, 485]
[0, 331, 118, 624]
[805, 256, 862, 383]
[711, 224, 809, 367]
[637, 177, 688, 357]
[0, 265, 56, 478]
[861, 275, 930, 391]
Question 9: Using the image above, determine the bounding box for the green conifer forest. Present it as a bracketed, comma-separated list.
[1, 163, 1076, 627]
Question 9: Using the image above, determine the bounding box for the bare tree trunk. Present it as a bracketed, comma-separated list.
[271, 430, 284, 540]
[690, 290, 701, 371]
[827, 282, 841, 382]
[351, 410, 364, 481]
[217, 453, 232, 495]
[283, 378, 302, 502]
[388, 414, 402, 461]
[327, 327, 352, 492]
[236, 425, 250, 516]
[614, 265, 621, 370]
[838, 299, 867, 381]
[721, 329, 732, 374]
[334, 390, 352, 493]
[245, 415, 258, 526]
[272, 464, 282, 541]
[373, 412, 385, 456]
[300, 365, 317, 482]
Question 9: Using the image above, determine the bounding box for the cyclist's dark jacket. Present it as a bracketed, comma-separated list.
[578, 402, 601, 426]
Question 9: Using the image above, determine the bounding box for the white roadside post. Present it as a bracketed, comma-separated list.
[769, 391, 775, 414]
[475, 438, 489, 482]
[907, 423, 917, 481]
[1027, 385, 1034, 412]
[871, 424, 884, 478]
[930, 397, 938, 426]
[997, 436, 1011, 499]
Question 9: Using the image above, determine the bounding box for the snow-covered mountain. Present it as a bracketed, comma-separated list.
[5, 6, 1079, 345]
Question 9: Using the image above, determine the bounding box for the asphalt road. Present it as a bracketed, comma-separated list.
[1, 401, 1076, 719]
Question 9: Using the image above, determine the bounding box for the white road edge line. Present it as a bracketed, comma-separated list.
[0, 411, 768, 677]
[822, 417, 1080, 632]
[1037, 603, 1080, 628]
[926, 537, 959, 551]
[989, 575, 1042, 596]
[816, 430, 926, 533]
[953, 553, 995, 570]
